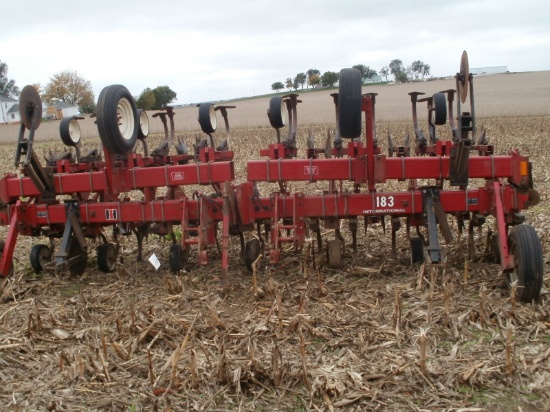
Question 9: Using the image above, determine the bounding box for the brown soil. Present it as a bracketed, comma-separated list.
[0, 114, 549, 411]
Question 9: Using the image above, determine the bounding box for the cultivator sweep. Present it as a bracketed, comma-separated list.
[0, 51, 543, 301]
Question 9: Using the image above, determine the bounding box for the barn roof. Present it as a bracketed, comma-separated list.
[7, 103, 19, 114]
[0, 95, 18, 103]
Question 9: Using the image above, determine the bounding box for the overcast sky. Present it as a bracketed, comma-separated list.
[2, 0, 549, 104]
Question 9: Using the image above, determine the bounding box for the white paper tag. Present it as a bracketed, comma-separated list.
[148, 253, 161, 270]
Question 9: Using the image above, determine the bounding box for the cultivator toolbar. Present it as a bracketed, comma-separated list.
[0, 51, 543, 301]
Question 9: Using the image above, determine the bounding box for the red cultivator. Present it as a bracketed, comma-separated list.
[0, 52, 543, 302]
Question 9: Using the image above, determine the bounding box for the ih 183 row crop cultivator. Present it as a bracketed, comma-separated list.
[0, 52, 543, 301]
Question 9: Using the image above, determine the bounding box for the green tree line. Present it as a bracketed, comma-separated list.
[272, 59, 431, 92]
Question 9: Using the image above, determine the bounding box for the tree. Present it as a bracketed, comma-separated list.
[306, 69, 320, 88]
[295, 73, 306, 89]
[0, 60, 19, 97]
[308, 74, 321, 88]
[352, 64, 367, 81]
[389, 59, 404, 81]
[271, 82, 284, 93]
[352, 65, 378, 83]
[411, 60, 424, 80]
[396, 71, 409, 83]
[380, 66, 389, 82]
[364, 67, 377, 81]
[321, 71, 339, 87]
[137, 88, 156, 110]
[43, 70, 94, 108]
[285, 77, 294, 91]
[422, 64, 431, 80]
[152, 86, 177, 109]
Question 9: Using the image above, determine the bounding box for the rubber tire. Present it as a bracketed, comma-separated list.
[137, 109, 149, 140]
[432, 93, 447, 125]
[169, 244, 189, 273]
[506, 224, 543, 302]
[338, 68, 362, 139]
[327, 239, 343, 269]
[30, 244, 50, 273]
[97, 243, 117, 273]
[198, 103, 217, 134]
[59, 117, 81, 147]
[410, 236, 424, 264]
[0, 240, 13, 276]
[244, 239, 261, 271]
[268, 96, 286, 129]
[96, 85, 139, 155]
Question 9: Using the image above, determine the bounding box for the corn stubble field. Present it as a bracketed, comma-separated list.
[0, 72, 549, 411]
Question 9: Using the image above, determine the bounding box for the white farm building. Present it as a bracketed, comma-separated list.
[470, 66, 508, 75]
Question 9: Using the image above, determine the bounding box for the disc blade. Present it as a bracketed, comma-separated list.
[460, 50, 470, 104]
[19, 85, 42, 130]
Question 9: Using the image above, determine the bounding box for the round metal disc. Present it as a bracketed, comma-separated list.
[19, 85, 42, 130]
[459, 50, 470, 104]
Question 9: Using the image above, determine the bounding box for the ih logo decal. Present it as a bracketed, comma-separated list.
[105, 209, 118, 221]
[304, 166, 319, 175]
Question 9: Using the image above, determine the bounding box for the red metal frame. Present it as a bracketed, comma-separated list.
[0, 92, 535, 279]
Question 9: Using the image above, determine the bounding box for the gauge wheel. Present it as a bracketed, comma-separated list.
[30, 244, 51, 273]
[97, 243, 117, 273]
[198, 103, 217, 134]
[169, 243, 189, 273]
[432, 93, 447, 125]
[410, 236, 424, 265]
[338, 68, 362, 139]
[268, 96, 286, 129]
[0, 240, 14, 276]
[137, 109, 149, 140]
[59, 117, 81, 146]
[244, 238, 261, 271]
[505, 224, 543, 302]
[96, 84, 139, 154]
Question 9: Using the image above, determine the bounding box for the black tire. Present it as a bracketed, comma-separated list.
[169, 244, 189, 273]
[137, 109, 149, 140]
[97, 243, 117, 273]
[410, 236, 424, 264]
[506, 224, 543, 302]
[244, 239, 261, 271]
[198, 103, 217, 134]
[268, 96, 286, 129]
[327, 239, 343, 269]
[432, 93, 447, 125]
[59, 117, 81, 146]
[96, 85, 139, 155]
[0, 240, 14, 276]
[30, 244, 50, 273]
[338, 68, 362, 139]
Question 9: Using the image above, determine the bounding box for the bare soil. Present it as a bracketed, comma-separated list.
[0, 85, 549, 411]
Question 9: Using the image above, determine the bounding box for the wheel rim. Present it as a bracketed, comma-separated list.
[207, 105, 217, 131]
[277, 98, 286, 126]
[139, 110, 149, 138]
[105, 246, 116, 270]
[67, 119, 81, 144]
[38, 246, 50, 267]
[117, 97, 135, 141]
